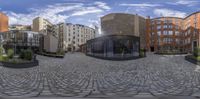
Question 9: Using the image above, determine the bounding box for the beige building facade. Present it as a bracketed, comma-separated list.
[32, 17, 53, 35]
[32, 17, 59, 53]
[101, 13, 146, 48]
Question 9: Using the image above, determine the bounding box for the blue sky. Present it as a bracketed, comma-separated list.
[0, 0, 199, 27]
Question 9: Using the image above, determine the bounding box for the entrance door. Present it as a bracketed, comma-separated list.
[192, 41, 197, 51]
[150, 46, 154, 52]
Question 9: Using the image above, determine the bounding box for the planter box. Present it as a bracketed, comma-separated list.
[0, 60, 39, 68]
[185, 55, 200, 65]
[155, 52, 187, 55]
[86, 54, 144, 61]
[37, 53, 65, 58]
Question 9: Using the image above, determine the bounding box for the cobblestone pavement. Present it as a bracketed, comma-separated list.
[0, 53, 200, 98]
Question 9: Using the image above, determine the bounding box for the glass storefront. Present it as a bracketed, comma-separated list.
[86, 35, 140, 60]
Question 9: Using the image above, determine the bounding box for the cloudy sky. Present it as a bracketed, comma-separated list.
[0, 0, 199, 27]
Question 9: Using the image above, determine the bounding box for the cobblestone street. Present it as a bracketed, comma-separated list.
[0, 53, 200, 98]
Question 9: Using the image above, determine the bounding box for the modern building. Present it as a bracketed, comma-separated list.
[86, 13, 146, 60]
[64, 23, 96, 52]
[0, 30, 41, 53]
[0, 12, 8, 32]
[101, 13, 146, 48]
[32, 17, 53, 35]
[146, 11, 200, 53]
[9, 24, 31, 31]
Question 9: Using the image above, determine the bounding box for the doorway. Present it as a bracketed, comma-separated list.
[150, 46, 154, 52]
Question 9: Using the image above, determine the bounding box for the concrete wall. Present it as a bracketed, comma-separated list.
[43, 34, 58, 53]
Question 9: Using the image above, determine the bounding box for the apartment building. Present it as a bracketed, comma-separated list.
[32, 17, 53, 35]
[9, 24, 31, 31]
[0, 12, 8, 32]
[146, 11, 200, 53]
[146, 17, 183, 53]
[32, 17, 60, 53]
[65, 23, 96, 52]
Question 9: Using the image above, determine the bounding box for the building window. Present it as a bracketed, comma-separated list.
[176, 39, 179, 44]
[175, 31, 179, 35]
[169, 25, 173, 29]
[168, 31, 173, 35]
[175, 25, 179, 29]
[157, 25, 161, 30]
[163, 30, 168, 35]
[164, 25, 168, 29]
[157, 31, 161, 36]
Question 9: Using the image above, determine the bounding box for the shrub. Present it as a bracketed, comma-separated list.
[19, 50, 25, 59]
[7, 49, 14, 59]
[24, 49, 33, 60]
[193, 48, 200, 57]
[57, 50, 65, 55]
[139, 49, 145, 57]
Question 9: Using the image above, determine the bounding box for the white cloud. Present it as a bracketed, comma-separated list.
[94, 1, 111, 10]
[5, 3, 82, 25]
[120, 3, 161, 8]
[120, 3, 161, 14]
[88, 19, 99, 25]
[167, 0, 199, 7]
[153, 8, 186, 18]
[4, 1, 110, 25]
[71, 7, 103, 16]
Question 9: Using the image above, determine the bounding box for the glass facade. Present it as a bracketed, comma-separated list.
[0, 30, 41, 53]
[86, 35, 140, 60]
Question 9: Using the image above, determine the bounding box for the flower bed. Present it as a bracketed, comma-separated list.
[0, 60, 38, 68]
[38, 52, 65, 58]
[0, 48, 38, 68]
[185, 55, 200, 65]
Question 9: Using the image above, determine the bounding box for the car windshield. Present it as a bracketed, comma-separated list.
[0, 0, 200, 99]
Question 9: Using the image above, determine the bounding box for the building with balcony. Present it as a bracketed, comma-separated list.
[0, 12, 8, 32]
[146, 17, 184, 53]
[32, 17, 61, 53]
[32, 17, 53, 35]
[64, 23, 96, 52]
